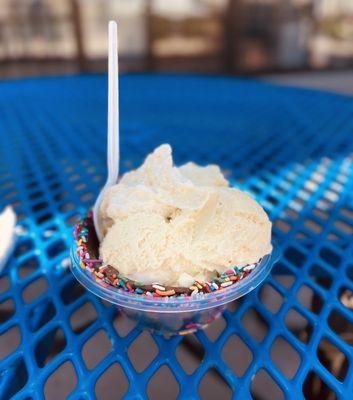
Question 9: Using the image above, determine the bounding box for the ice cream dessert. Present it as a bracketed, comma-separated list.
[99, 144, 271, 287]
[73, 144, 272, 296]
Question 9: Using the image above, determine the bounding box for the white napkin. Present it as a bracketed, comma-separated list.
[0, 206, 16, 273]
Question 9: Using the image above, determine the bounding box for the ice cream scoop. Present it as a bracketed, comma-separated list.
[99, 144, 272, 287]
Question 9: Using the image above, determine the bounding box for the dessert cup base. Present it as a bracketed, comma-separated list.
[120, 306, 223, 336]
[71, 240, 280, 336]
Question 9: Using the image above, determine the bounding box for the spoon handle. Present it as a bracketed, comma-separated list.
[93, 21, 119, 242]
[107, 20, 119, 186]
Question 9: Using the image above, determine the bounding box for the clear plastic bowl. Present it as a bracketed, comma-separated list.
[70, 244, 279, 335]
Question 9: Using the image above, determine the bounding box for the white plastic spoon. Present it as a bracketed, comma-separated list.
[93, 20, 119, 242]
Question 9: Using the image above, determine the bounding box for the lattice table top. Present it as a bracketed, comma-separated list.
[0, 75, 353, 399]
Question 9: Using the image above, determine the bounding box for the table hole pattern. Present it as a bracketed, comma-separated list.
[303, 370, 337, 400]
[203, 314, 226, 342]
[296, 284, 324, 315]
[60, 278, 86, 305]
[113, 311, 138, 338]
[28, 299, 56, 332]
[259, 283, 284, 314]
[176, 334, 205, 375]
[82, 330, 112, 370]
[226, 299, 240, 313]
[270, 336, 301, 379]
[251, 369, 285, 400]
[22, 276, 49, 304]
[0, 298, 15, 324]
[0, 276, 10, 295]
[198, 367, 233, 400]
[35, 327, 67, 368]
[222, 334, 253, 377]
[147, 365, 180, 400]
[285, 308, 313, 344]
[44, 361, 77, 400]
[309, 264, 333, 290]
[241, 307, 269, 342]
[95, 362, 129, 400]
[2, 358, 28, 400]
[128, 331, 159, 373]
[1, 75, 353, 398]
[0, 326, 21, 361]
[317, 337, 349, 383]
[70, 301, 98, 334]
[327, 310, 353, 347]
[18, 257, 40, 280]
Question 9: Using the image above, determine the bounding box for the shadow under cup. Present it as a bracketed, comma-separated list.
[70, 246, 278, 335]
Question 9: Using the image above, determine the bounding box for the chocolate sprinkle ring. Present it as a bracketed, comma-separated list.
[74, 212, 261, 298]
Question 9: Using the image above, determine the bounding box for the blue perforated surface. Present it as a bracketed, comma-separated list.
[1, 74, 353, 399]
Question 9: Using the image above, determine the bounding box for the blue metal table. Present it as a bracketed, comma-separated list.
[0, 74, 353, 399]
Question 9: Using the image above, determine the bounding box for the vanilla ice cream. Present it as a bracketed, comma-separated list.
[99, 144, 272, 287]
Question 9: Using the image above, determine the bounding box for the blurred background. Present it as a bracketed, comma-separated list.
[1, 0, 353, 85]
